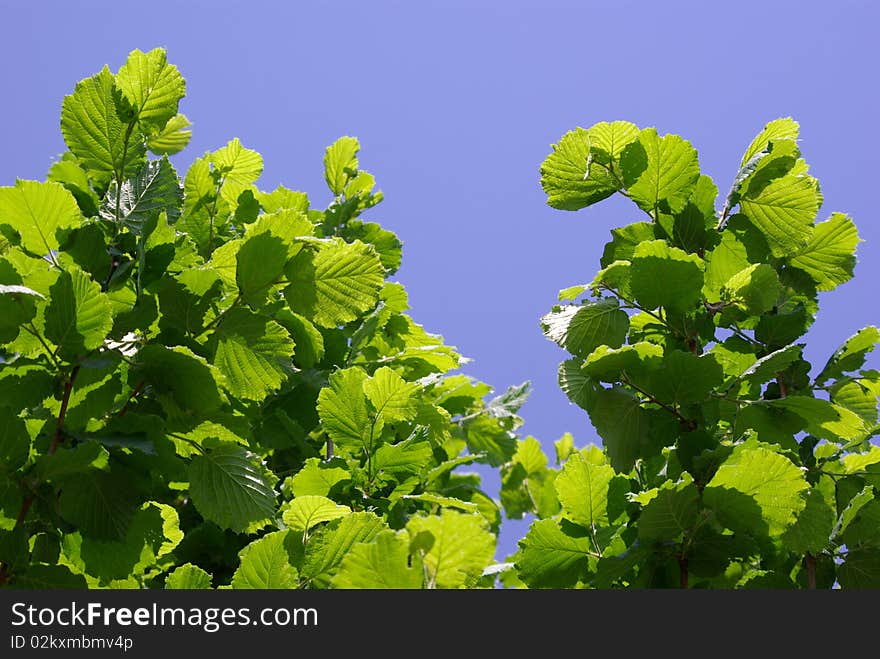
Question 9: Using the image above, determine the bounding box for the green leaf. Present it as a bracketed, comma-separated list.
[0, 416, 29, 472]
[721, 263, 780, 315]
[0, 180, 82, 257]
[136, 345, 225, 414]
[588, 386, 651, 472]
[44, 266, 112, 360]
[231, 530, 298, 589]
[69, 501, 183, 582]
[324, 136, 360, 196]
[842, 499, 880, 548]
[58, 467, 140, 540]
[403, 493, 479, 513]
[16, 564, 87, 589]
[601, 222, 657, 267]
[464, 415, 517, 467]
[286, 458, 350, 498]
[47, 153, 101, 217]
[762, 396, 869, 444]
[213, 308, 294, 400]
[257, 186, 309, 213]
[157, 268, 222, 335]
[649, 351, 724, 406]
[332, 530, 423, 589]
[363, 366, 419, 423]
[703, 231, 751, 300]
[284, 239, 384, 328]
[816, 326, 879, 386]
[282, 495, 351, 533]
[343, 220, 402, 274]
[373, 438, 433, 476]
[736, 344, 804, 386]
[60, 66, 145, 188]
[301, 512, 388, 587]
[485, 381, 531, 419]
[100, 158, 182, 232]
[35, 440, 109, 481]
[235, 233, 290, 306]
[316, 367, 369, 453]
[740, 118, 800, 166]
[188, 443, 277, 533]
[739, 171, 818, 257]
[541, 299, 628, 358]
[165, 563, 212, 589]
[781, 487, 835, 554]
[630, 239, 704, 311]
[638, 475, 701, 541]
[211, 138, 263, 205]
[276, 310, 324, 369]
[620, 127, 700, 214]
[789, 213, 860, 291]
[516, 519, 594, 588]
[831, 379, 879, 425]
[406, 510, 495, 588]
[587, 121, 641, 164]
[116, 48, 186, 134]
[554, 452, 616, 528]
[147, 114, 192, 156]
[582, 342, 663, 382]
[540, 128, 619, 210]
[838, 550, 880, 589]
[703, 444, 809, 537]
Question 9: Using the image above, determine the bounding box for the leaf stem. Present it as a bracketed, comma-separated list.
[22, 322, 61, 370]
[621, 373, 695, 428]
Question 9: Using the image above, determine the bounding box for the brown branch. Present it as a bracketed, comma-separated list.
[678, 555, 689, 589]
[118, 379, 145, 417]
[804, 553, 817, 590]
[0, 365, 81, 584]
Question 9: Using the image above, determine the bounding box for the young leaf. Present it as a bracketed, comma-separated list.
[406, 510, 495, 588]
[165, 563, 213, 589]
[324, 137, 360, 196]
[540, 128, 618, 211]
[115, 48, 186, 134]
[739, 171, 818, 257]
[620, 128, 700, 215]
[60, 66, 145, 188]
[282, 495, 351, 533]
[300, 512, 387, 587]
[231, 531, 298, 589]
[789, 213, 860, 291]
[148, 114, 193, 156]
[0, 180, 81, 257]
[332, 530, 423, 589]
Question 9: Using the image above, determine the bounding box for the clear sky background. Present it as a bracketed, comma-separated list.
[1, 0, 877, 559]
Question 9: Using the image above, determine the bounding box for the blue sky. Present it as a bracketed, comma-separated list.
[2, 0, 877, 558]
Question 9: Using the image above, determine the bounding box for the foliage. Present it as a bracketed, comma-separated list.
[0, 48, 527, 589]
[502, 118, 879, 588]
